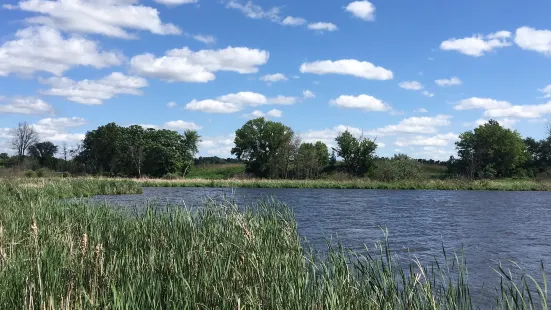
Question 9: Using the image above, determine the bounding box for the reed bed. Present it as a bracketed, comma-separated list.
[129, 177, 551, 191]
[0, 179, 548, 309]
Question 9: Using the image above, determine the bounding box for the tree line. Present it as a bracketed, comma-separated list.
[2, 118, 551, 180]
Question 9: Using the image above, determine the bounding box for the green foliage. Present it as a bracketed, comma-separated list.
[62, 171, 71, 178]
[28, 141, 58, 169]
[186, 164, 246, 179]
[24, 170, 36, 178]
[162, 172, 181, 180]
[334, 130, 377, 176]
[35, 167, 53, 178]
[454, 120, 529, 178]
[373, 154, 422, 181]
[232, 117, 295, 178]
[75, 123, 201, 178]
[294, 141, 330, 179]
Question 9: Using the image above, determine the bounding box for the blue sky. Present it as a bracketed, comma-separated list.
[1, 0, 551, 160]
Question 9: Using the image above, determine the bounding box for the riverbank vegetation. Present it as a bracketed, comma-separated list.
[0, 178, 547, 309]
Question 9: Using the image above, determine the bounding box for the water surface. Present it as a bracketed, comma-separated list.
[92, 187, 551, 306]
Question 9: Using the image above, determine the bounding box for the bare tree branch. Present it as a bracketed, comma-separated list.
[10, 122, 39, 161]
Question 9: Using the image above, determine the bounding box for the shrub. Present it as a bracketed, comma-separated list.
[62, 171, 71, 178]
[373, 154, 422, 182]
[36, 167, 53, 178]
[24, 170, 37, 178]
[163, 172, 181, 180]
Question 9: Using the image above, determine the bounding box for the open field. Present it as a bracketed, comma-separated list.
[0, 178, 547, 309]
[135, 177, 551, 191]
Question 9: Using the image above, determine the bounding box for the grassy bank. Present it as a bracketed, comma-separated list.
[135, 177, 551, 191]
[0, 178, 548, 309]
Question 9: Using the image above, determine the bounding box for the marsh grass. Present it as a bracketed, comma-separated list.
[131, 177, 551, 191]
[0, 179, 548, 309]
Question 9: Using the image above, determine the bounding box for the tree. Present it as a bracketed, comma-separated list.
[28, 141, 58, 168]
[61, 142, 69, 171]
[10, 122, 38, 161]
[333, 130, 377, 176]
[231, 118, 294, 178]
[454, 120, 528, 178]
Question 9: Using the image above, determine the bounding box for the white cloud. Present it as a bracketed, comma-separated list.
[282, 16, 306, 26]
[268, 96, 297, 105]
[454, 97, 512, 110]
[225, 0, 280, 22]
[540, 84, 551, 98]
[440, 31, 512, 57]
[395, 133, 458, 147]
[308, 22, 338, 32]
[32, 117, 87, 143]
[515, 27, 551, 55]
[217, 91, 267, 106]
[0, 26, 123, 77]
[399, 81, 423, 90]
[184, 99, 241, 114]
[345, 1, 375, 21]
[0, 97, 53, 115]
[415, 108, 428, 113]
[167, 101, 177, 108]
[155, 0, 197, 6]
[243, 109, 282, 119]
[260, 73, 287, 82]
[7, 0, 181, 39]
[130, 46, 269, 82]
[193, 34, 216, 44]
[435, 77, 462, 87]
[199, 134, 235, 156]
[484, 102, 551, 119]
[464, 118, 518, 129]
[39, 72, 148, 105]
[368, 115, 452, 136]
[300, 59, 393, 80]
[303, 90, 316, 99]
[330, 94, 390, 111]
[164, 120, 202, 130]
[422, 91, 434, 98]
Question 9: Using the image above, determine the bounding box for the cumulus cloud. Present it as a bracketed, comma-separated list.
[435, 77, 462, 87]
[39, 72, 148, 105]
[167, 101, 177, 108]
[454, 97, 512, 110]
[440, 31, 512, 57]
[282, 16, 306, 26]
[130, 46, 269, 83]
[394, 133, 458, 147]
[307, 22, 338, 32]
[330, 94, 390, 111]
[0, 97, 53, 115]
[399, 81, 423, 90]
[463, 118, 518, 129]
[32, 117, 87, 143]
[192, 34, 216, 44]
[260, 73, 287, 83]
[164, 120, 202, 130]
[243, 109, 282, 119]
[515, 27, 551, 55]
[415, 108, 428, 113]
[184, 99, 241, 113]
[6, 0, 181, 39]
[217, 91, 267, 106]
[345, 1, 375, 21]
[300, 59, 393, 80]
[422, 91, 434, 97]
[155, 0, 197, 6]
[0, 26, 123, 77]
[225, 0, 281, 22]
[539, 84, 551, 98]
[268, 96, 297, 105]
[199, 134, 235, 156]
[303, 90, 315, 99]
[367, 115, 452, 136]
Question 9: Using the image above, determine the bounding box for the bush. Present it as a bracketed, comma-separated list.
[373, 154, 422, 182]
[36, 167, 53, 178]
[62, 171, 71, 178]
[163, 172, 181, 180]
[24, 170, 37, 178]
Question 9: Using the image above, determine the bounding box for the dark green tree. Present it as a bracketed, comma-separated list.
[28, 141, 58, 168]
[231, 117, 294, 178]
[333, 130, 377, 176]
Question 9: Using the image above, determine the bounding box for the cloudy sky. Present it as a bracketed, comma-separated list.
[1, 0, 551, 160]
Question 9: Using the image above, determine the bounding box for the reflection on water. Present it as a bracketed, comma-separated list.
[90, 187, 551, 307]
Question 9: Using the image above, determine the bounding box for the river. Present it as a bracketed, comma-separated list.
[91, 187, 551, 307]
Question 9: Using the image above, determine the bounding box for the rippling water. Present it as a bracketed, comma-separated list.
[90, 187, 551, 307]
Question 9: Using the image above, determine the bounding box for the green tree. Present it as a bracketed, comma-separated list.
[231, 117, 294, 178]
[334, 130, 377, 176]
[455, 120, 528, 178]
[373, 154, 422, 181]
[28, 141, 58, 168]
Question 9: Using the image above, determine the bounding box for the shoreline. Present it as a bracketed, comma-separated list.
[127, 178, 551, 191]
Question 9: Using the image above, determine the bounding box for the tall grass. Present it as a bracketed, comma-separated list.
[0, 179, 547, 309]
[132, 177, 551, 191]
